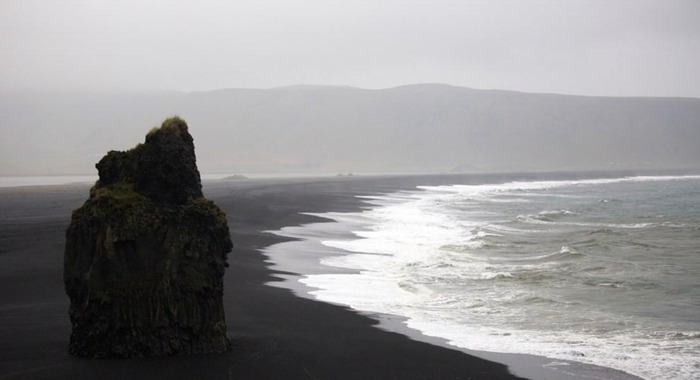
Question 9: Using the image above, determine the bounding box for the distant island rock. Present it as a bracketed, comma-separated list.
[64, 117, 233, 358]
[221, 174, 249, 180]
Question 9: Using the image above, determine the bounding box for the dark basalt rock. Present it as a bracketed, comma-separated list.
[64, 117, 232, 358]
[95, 117, 203, 204]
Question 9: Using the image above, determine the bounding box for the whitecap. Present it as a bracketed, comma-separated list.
[480, 272, 514, 280]
[268, 173, 700, 380]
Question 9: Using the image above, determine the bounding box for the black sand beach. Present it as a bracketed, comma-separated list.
[0, 175, 532, 380]
[0, 174, 650, 380]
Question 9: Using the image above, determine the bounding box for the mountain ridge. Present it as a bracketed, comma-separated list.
[1, 85, 699, 176]
[194, 84, 700, 100]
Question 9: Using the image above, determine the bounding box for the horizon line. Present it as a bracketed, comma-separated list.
[3, 83, 699, 100]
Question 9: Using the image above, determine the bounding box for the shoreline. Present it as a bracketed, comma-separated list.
[1, 167, 698, 189]
[0, 175, 524, 380]
[0, 174, 649, 379]
[256, 176, 643, 380]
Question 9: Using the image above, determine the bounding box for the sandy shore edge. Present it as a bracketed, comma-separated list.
[0, 174, 643, 379]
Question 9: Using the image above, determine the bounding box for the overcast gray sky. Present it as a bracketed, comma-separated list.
[1, 0, 699, 97]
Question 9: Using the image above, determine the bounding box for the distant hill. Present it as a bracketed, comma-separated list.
[1, 84, 699, 176]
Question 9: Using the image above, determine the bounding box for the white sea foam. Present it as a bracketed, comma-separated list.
[516, 214, 657, 229]
[272, 175, 700, 380]
[418, 175, 700, 196]
[538, 209, 577, 217]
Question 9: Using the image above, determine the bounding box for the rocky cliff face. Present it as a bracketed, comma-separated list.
[64, 117, 232, 358]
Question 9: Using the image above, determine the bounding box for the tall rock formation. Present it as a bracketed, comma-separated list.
[64, 117, 232, 358]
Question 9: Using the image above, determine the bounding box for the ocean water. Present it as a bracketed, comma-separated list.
[273, 174, 700, 380]
[0, 175, 97, 188]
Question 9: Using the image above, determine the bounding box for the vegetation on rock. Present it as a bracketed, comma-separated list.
[64, 117, 232, 358]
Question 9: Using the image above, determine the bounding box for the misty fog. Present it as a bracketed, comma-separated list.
[1, 84, 699, 176]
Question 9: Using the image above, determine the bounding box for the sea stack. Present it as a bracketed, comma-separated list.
[64, 117, 232, 358]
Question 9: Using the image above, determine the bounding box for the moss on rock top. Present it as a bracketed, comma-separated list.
[95, 117, 203, 204]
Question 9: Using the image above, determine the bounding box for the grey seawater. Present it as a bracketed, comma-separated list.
[271, 175, 699, 380]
